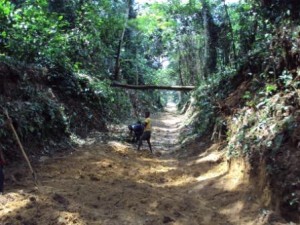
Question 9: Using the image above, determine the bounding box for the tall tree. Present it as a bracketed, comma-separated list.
[114, 0, 130, 81]
[222, 0, 237, 66]
[200, 0, 218, 75]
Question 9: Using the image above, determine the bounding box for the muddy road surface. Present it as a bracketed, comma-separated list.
[0, 104, 276, 225]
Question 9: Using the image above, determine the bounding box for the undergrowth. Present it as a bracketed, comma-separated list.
[185, 24, 300, 222]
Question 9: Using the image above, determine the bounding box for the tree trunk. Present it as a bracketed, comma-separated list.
[222, 0, 237, 67]
[114, 2, 130, 81]
[200, 0, 218, 75]
[178, 53, 185, 86]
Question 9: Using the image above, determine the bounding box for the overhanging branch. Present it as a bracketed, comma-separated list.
[111, 82, 195, 91]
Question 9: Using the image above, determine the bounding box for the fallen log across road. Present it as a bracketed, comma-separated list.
[111, 82, 195, 91]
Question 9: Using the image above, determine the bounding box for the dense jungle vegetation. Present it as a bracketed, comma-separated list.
[0, 0, 300, 223]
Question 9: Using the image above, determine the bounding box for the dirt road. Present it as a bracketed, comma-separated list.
[0, 104, 273, 225]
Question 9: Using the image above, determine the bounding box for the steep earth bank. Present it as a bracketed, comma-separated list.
[0, 61, 107, 159]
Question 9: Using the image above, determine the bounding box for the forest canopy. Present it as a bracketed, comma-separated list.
[1, 0, 299, 89]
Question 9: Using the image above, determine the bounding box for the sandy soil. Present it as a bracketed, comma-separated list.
[0, 104, 287, 225]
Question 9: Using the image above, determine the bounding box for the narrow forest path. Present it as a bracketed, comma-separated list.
[0, 104, 272, 225]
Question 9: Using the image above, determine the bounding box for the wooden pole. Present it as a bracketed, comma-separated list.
[4, 109, 38, 187]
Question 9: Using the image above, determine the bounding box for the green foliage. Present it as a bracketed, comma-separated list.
[279, 70, 293, 87]
[0, 94, 69, 154]
[242, 91, 251, 99]
[0, 0, 123, 73]
[132, 8, 174, 35]
[226, 90, 296, 159]
[153, 68, 175, 85]
[0, 1, 13, 51]
[180, 63, 237, 138]
[265, 84, 277, 95]
[91, 80, 131, 122]
[6, 1, 65, 63]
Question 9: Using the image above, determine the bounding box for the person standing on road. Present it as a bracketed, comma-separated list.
[137, 111, 153, 153]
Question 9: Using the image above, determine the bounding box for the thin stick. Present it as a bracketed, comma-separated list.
[4, 109, 38, 187]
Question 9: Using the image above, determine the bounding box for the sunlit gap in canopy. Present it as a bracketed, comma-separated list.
[135, 0, 241, 5]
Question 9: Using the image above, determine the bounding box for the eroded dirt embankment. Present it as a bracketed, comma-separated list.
[0, 104, 290, 225]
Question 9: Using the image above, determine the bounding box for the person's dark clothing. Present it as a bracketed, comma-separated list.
[137, 131, 152, 153]
[128, 123, 144, 142]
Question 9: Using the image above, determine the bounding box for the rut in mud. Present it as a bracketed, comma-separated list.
[0, 104, 271, 225]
